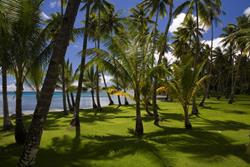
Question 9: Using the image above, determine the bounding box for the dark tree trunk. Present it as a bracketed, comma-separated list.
[66, 92, 72, 111]
[184, 105, 192, 129]
[229, 52, 242, 104]
[2, 65, 12, 130]
[152, 3, 173, 126]
[101, 72, 114, 105]
[144, 99, 153, 116]
[117, 95, 122, 107]
[192, 0, 200, 115]
[15, 79, 26, 145]
[62, 62, 68, 115]
[17, 0, 81, 166]
[124, 89, 129, 105]
[91, 88, 97, 108]
[200, 16, 214, 107]
[70, 92, 75, 107]
[71, 1, 90, 127]
[135, 87, 143, 135]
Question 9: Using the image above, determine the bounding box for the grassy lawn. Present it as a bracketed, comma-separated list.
[0, 96, 250, 167]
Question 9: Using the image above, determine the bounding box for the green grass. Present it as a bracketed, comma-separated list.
[0, 96, 250, 167]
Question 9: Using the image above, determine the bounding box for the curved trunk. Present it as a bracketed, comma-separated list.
[71, 1, 90, 127]
[101, 72, 114, 105]
[91, 88, 97, 108]
[2, 65, 12, 130]
[17, 1, 81, 166]
[15, 79, 26, 144]
[144, 99, 153, 116]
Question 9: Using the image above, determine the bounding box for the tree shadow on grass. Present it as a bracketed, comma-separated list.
[143, 127, 250, 164]
[35, 134, 172, 167]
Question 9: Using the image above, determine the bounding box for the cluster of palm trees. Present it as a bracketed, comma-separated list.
[0, 0, 250, 166]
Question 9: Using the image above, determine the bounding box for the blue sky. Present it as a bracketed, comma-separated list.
[40, 0, 250, 70]
[3, 0, 250, 91]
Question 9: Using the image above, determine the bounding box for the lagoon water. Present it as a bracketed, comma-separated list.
[0, 91, 131, 115]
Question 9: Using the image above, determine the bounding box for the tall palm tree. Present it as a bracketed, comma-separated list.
[0, 2, 15, 130]
[7, 0, 53, 144]
[71, 0, 91, 127]
[139, 0, 169, 125]
[17, 0, 81, 165]
[175, 0, 217, 115]
[199, 0, 223, 106]
[222, 16, 250, 104]
[60, 0, 69, 115]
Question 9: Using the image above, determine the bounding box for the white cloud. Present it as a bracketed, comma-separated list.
[203, 37, 224, 49]
[40, 11, 51, 20]
[244, 7, 250, 16]
[49, 0, 61, 9]
[154, 52, 176, 64]
[170, 13, 209, 33]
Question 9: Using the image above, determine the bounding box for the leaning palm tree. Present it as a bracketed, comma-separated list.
[166, 57, 208, 129]
[18, 0, 81, 165]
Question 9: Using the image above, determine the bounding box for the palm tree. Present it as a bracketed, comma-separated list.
[0, 2, 14, 130]
[166, 57, 208, 129]
[6, 0, 53, 144]
[222, 16, 250, 104]
[84, 64, 98, 108]
[175, 0, 215, 115]
[71, 0, 91, 127]
[60, 0, 68, 115]
[25, 63, 46, 100]
[17, 0, 81, 165]
[199, 0, 223, 106]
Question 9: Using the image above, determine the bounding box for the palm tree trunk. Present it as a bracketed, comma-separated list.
[117, 95, 122, 107]
[71, 1, 90, 127]
[192, 0, 200, 115]
[200, 16, 214, 107]
[60, 0, 68, 115]
[70, 92, 75, 107]
[101, 72, 114, 105]
[152, 3, 173, 125]
[15, 79, 26, 144]
[62, 63, 68, 114]
[183, 105, 192, 129]
[2, 65, 12, 130]
[229, 51, 242, 104]
[66, 92, 72, 111]
[95, 67, 101, 109]
[135, 85, 143, 135]
[17, 1, 81, 166]
[124, 89, 129, 105]
[91, 88, 97, 108]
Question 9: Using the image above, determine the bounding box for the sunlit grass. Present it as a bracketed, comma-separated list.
[0, 96, 250, 167]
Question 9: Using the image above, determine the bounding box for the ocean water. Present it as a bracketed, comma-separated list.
[0, 91, 132, 115]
